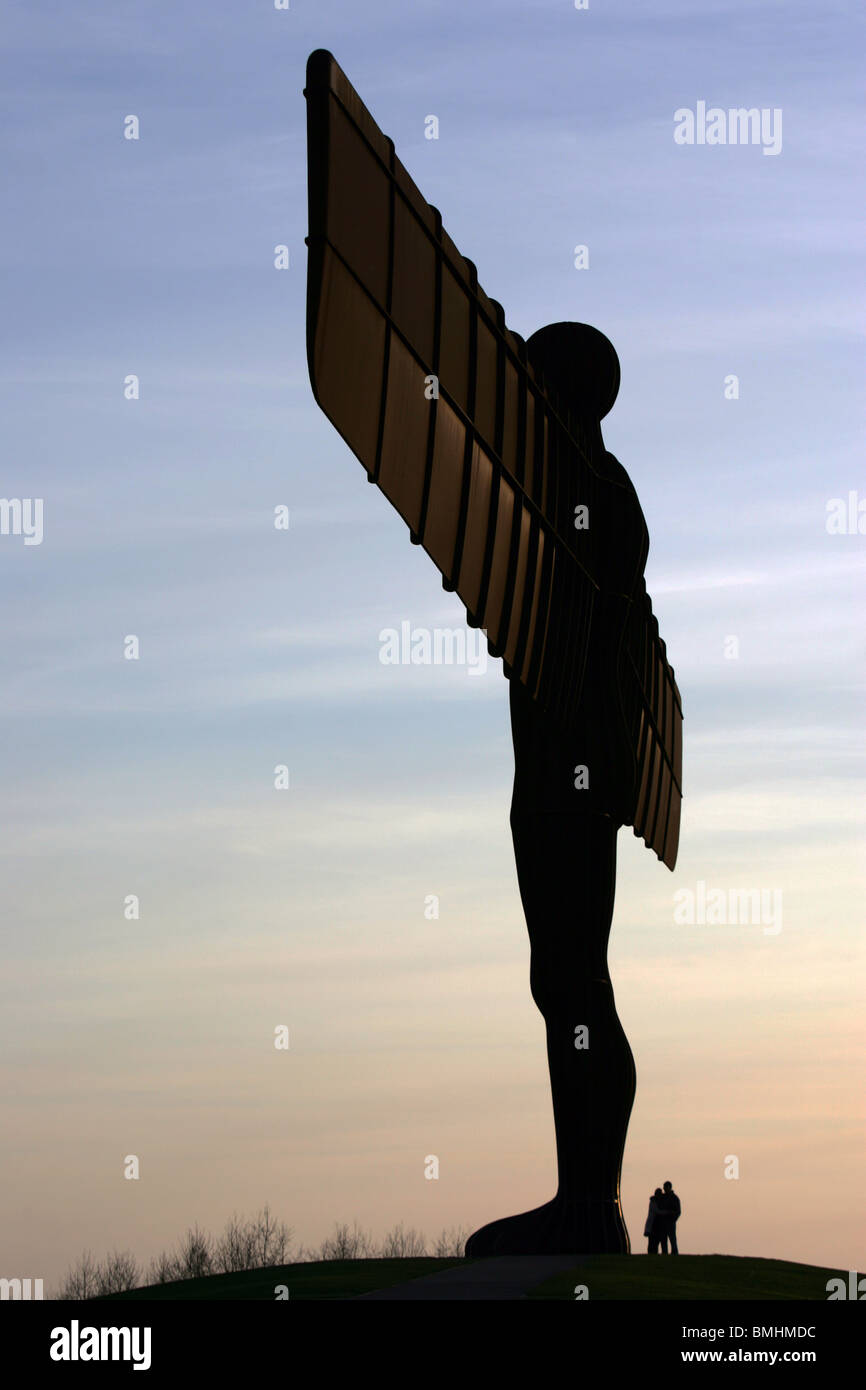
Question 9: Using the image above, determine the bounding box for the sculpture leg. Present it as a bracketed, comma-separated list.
[465, 807, 635, 1256]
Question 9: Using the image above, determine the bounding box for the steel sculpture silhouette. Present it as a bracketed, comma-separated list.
[304, 49, 683, 1255]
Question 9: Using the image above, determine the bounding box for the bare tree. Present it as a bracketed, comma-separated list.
[379, 1223, 428, 1258]
[95, 1250, 140, 1296]
[147, 1249, 183, 1286]
[57, 1249, 99, 1300]
[249, 1204, 292, 1267]
[432, 1226, 470, 1258]
[60, 1205, 442, 1293]
[214, 1212, 257, 1274]
[318, 1220, 374, 1260]
[174, 1224, 213, 1279]
[215, 1206, 292, 1271]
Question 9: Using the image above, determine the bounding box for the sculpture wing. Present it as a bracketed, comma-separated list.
[304, 48, 682, 868]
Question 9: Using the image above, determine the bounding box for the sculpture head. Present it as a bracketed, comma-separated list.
[526, 321, 621, 422]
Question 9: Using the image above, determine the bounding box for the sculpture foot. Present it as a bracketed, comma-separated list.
[465, 1195, 629, 1257]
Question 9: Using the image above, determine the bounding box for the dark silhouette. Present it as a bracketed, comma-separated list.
[304, 49, 683, 1257]
[463, 326, 644, 1256]
[656, 1180, 681, 1254]
[645, 1187, 665, 1255]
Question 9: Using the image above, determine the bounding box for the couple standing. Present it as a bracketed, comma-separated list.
[644, 1180, 681, 1254]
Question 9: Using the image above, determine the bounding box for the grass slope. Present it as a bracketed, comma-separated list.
[529, 1255, 846, 1301]
[97, 1254, 845, 1302]
[98, 1258, 465, 1301]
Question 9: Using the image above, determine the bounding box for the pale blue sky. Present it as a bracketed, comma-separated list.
[1, 0, 863, 1287]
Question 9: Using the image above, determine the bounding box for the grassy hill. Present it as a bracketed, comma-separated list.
[528, 1254, 845, 1300]
[97, 1257, 464, 1301]
[96, 1253, 845, 1301]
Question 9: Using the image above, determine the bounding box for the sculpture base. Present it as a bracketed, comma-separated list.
[465, 1194, 630, 1257]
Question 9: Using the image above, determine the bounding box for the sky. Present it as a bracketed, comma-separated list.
[1, 0, 863, 1291]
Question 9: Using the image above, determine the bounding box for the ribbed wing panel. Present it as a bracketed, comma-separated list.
[305, 49, 682, 867]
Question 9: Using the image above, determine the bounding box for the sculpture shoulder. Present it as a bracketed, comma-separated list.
[600, 451, 650, 583]
[602, 450, 639, 498]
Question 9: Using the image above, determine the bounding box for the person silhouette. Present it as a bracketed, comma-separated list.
[656, 1180, 681, 1254]
[644, 1187, 664, 1255]
[465, 325, 650, 1257]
